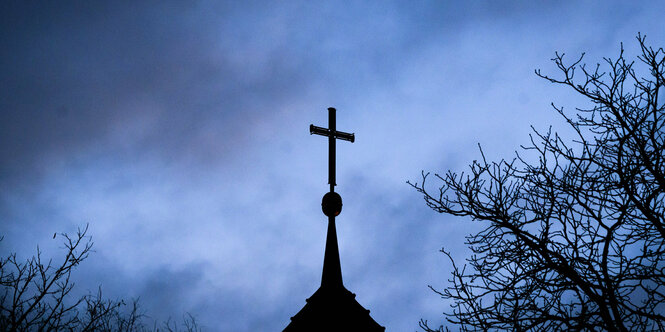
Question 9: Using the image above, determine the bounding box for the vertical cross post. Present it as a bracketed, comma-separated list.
[310, 107, 355, 193]
[328, 107, 336, 192]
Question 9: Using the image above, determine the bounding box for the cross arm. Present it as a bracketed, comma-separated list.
[309, 124, 355, 143]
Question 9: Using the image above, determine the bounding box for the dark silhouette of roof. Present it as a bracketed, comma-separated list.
[283, 218, 384, 331]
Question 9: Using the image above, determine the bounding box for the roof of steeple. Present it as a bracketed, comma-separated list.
[284, 218, 384, 331]
[283, 285, 384, 331]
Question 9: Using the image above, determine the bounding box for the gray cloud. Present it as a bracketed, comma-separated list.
[1, 1, 664, 331]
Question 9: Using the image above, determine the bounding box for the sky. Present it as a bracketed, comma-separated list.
[1, 1, 664, 331]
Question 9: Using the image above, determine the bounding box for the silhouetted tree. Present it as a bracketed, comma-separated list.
[0, 225, 201, 331]
[411, 35, 665, 331]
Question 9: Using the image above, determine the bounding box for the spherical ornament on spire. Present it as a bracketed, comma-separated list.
[321, 192, 342, 217]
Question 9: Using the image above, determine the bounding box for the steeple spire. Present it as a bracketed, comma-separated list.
[321, 216, 343, 288]
[284, 107, 383, 331]
[310, 107, 354, 288]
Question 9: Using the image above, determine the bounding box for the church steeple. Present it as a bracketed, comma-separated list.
[283, 107, 384, 331]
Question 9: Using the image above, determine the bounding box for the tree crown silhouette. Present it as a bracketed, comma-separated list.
[411, 34, 665, 331]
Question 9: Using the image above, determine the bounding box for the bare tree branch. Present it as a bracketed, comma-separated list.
[411, 35, 665, 331]
[1, 226, 203, 331]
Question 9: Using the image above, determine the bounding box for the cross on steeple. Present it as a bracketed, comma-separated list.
[310, 107, 355, 193]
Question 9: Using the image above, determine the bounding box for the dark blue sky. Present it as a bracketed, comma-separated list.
[1, 1, 663, 330]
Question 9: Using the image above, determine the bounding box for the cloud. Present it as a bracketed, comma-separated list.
[1, 1, 664, 330]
